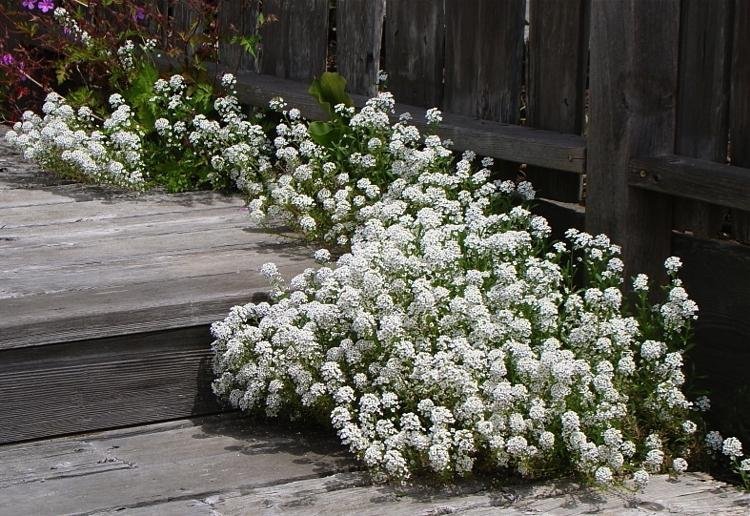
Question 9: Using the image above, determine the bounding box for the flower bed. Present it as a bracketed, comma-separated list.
[5, 66, 750, 489]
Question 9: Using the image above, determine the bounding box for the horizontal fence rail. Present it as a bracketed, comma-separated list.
[630, 156, 750, 212]
[200, 63, 587, 173]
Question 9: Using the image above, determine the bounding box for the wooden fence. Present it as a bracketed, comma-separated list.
[167, 0, 750, 439]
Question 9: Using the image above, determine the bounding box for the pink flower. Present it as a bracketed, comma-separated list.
[21, 0, 36, 10]
[37, 0, 54, 12]
[1, 53, 15, 66]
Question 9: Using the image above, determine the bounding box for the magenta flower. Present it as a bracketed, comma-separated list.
[21, 0, 36, 10]
[1, 53, 15, 66]
[37, 0, 54, 12]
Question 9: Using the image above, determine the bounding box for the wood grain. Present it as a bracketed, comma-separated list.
[0, 326, 220, 444]
[0, 415, 353, 514]
[336, 0, 385, 97]
[673, 0, 732, 238]
[217, 0, 259, 72]
[629, 155, 750, 211]
[0, 141, 315, 443]
[586, 0, 680, 281]
[444, 0, 525, 123]
[525, 0, 587, 203]
[0, 414, 746, 515]
[213, 470, 750, 515]
[259, 0, 329, 81]
[673, 232, 750, 444]
[383, 0, 445, 107]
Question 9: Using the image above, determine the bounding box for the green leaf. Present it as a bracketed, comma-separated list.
[192, 82, 214, 114]
[308, 72, 353, 118]
[308, 121, 339, 146]
[122, 62, 160, 131]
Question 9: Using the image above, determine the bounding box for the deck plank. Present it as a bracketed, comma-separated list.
[0, 415, 354, 515]
[0, 415, 747, 515]
[210, 470, 750, 515]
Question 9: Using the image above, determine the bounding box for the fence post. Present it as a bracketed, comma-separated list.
[586, 0, 680, 281]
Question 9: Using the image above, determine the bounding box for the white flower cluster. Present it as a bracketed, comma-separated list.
[5, 73, 264, 191]
[5, 92, 145, 187]
[211, 127, 711, 485]
[116, 38, 157, 72]
[241, 92, 455, 247]
[54, 7, 92, 47]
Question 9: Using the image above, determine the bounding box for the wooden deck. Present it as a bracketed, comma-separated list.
[0, 413, 748, 515]
[0, 132, 314, 443]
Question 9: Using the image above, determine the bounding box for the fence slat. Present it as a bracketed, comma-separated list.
[383, 0, 445, 107]
[218, 0, 259, 72]
[336, 0, 385, 97]
[443, 0, 525, 122]
[730, 0, 750, 243]
[527, 0, 586, 133]
[586, 0, 680, 280]
[673, 0, 732, 239]
[526, 0, 587, 203]
[260, 0, 329, 81]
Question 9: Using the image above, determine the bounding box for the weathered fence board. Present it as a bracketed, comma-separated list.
[383, 0, 445, 107]
[673, 0, 732, 238]
[217, 0, 259, 72]
[527, 0, 587, 134]
[526, 0, 587, 203]
[673, 233, 750, 442]
[586, 0, 680, 280]
[259, 0, 329, 81]
[729, 0, 750, 243]
[630, 156, 750, 212]
[336, 0, 385, 97]
[443, 0, 525, 122]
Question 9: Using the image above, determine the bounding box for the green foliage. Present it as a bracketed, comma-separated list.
[307, 72, 354, 147]
[124, 62, 160, 130]
[308, 72, 354, 117]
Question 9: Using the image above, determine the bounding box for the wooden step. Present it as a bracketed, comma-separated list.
[0, 135, 315, 443]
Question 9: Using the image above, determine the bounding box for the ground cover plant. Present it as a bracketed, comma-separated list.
[206, 91, 750, 488]
[4, 58, 749, 488]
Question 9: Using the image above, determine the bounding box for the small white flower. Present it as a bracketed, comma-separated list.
[425, 107, 443, 125]
[722, 437, 743, 458]
[672, 458, 688, 473]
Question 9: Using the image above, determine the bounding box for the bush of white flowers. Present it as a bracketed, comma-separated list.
[235, 91, 454, 248]
[210, 131, 720, 485]
[6, 68, 748, 487]
[4, 72, 268, 192]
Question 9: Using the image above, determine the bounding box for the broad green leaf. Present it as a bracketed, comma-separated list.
[308, 121, 339, 146]
[308, 72, 353, 118]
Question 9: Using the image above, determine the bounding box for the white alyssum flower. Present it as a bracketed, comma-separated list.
[723, 437, 744, 458]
